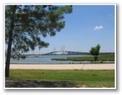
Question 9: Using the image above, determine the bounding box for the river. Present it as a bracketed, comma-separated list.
[10, 55, 90, 64]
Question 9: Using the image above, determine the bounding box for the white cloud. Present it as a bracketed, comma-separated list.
[94, 25, 103, 30]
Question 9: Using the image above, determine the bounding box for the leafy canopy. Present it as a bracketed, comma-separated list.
[90, 44, 101, 56]
[5, 5, 72, 59]
[90, 44, 101, 62]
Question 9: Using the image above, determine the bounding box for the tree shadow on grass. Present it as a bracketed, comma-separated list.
[5, 78, 78, 88]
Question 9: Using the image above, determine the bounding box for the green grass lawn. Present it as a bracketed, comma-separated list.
[9, 69, 115, 88]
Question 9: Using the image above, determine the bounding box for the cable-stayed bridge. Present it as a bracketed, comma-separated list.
[25, 51, 114, 58]
[25, 51, 89, 58]
[44, 51, 89, 55]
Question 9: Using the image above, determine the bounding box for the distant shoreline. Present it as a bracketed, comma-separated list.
[10, 62, 114, 64]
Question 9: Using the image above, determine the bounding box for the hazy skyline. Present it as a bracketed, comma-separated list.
[30, 5, 115, 54]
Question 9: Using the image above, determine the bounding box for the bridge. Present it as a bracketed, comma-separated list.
[25, 51, 89, 58]
[24, 46, 114, 57]
[25, 46, 89, 57]
[24, 51, 114, 58]
[43, 51, 89, 55]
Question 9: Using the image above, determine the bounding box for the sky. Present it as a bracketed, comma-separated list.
[31, 5, 115, 54]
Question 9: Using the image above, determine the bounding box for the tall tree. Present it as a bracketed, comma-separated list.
[90, 44, 101, 63]
[5, 5, 72, 77]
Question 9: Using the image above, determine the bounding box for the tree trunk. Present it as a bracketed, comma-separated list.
[5, 25, 13, 77]
[94, 56, 98, 63]
[5, 6, 16, 77]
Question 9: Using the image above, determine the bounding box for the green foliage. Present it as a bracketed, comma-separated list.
[90, 44, 100, 56]
[5, 5, 72, 59]
[90, 44, 101, 62]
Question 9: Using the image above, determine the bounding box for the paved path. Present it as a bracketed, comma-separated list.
[10, 64, 115, 70]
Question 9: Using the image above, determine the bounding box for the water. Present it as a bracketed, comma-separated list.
[10, 55, 90, 64]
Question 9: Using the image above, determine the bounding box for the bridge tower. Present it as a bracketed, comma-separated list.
[61, 46, 66, 54]
[53, 47, 57, 54]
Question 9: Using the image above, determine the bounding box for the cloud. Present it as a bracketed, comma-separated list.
[94, 25, 103, 30]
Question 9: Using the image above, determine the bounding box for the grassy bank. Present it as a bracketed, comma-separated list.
[51, 54, 114, 62]
[7, 70, 115, 88]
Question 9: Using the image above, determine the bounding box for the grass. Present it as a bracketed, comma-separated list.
[51, 54, 114, 62]
[9, 69, 115, 88]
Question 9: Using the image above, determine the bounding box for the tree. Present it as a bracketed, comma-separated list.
[5, 5, 72, 77]
[90, 44, 101, 63]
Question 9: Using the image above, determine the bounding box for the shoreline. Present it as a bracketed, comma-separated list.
[9, 64, 115, 70]
[10, 62, 114, 64]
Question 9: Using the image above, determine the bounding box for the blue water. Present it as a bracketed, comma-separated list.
[10, 55, 90, 64]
